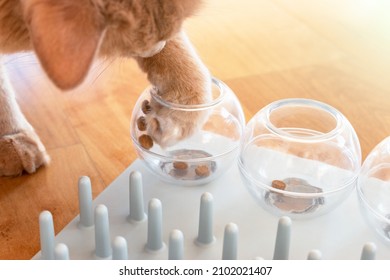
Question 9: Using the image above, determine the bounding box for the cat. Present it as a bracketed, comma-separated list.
[0, 0, 211, 176]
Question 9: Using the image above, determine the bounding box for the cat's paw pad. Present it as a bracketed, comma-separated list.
[0, 130, 50, 176]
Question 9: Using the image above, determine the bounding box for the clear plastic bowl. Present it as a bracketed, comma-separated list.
[357, 136, 390, 244]
[238, 98, 361, 219]
[130, 78, 245, 185]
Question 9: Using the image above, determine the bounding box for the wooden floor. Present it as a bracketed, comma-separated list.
[1, 0, 390, 259]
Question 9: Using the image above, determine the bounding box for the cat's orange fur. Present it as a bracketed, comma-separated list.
[0, 0, 211, 176]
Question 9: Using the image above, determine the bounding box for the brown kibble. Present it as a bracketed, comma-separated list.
[141, 100, 151, 114]
[272, 180, 286, 190]
[138, 134, 153, 149]
[137, 116, 147, 131]
[195, 165, 210, 177]
[173, 161, 188, 170]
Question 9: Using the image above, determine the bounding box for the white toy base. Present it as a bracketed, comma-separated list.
[33, 160, 390, 260]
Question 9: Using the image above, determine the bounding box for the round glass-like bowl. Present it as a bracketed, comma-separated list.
[357, 136, 390, 244]
[130, 78, 245, 185]
[238, 98, 361, 219]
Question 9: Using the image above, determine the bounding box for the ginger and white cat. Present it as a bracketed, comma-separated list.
[0, 0, 211, 176]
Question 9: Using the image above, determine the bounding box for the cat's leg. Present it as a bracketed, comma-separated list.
[136, 31, 212, 148]
[0, 57, 50, 176]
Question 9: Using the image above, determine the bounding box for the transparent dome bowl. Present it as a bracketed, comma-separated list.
[130, 78, 245, 185]
[238, 98, 361, 219]
[357, 136, 390, 244]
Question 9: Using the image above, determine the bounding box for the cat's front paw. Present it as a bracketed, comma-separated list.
[141, 86, 211, 148]
[0, 130, 50, 176]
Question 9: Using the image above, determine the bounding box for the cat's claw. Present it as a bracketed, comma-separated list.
[0, 130, 50, 176]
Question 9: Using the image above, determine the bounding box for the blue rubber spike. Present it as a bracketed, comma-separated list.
[39, 211, 55, 260]
[361, 242, 377, 260]
[128, 171, 147, 223]
[307, 250, 322, 260]
[78, 176, 94, 228]
[54, 243, 70, 260]
[112, 236, 128, 260]
[222, 223, 239, 260]
[168, 230, 184, 260]
[145, 198, 165, 252]
[94, 204, 112, 259]
[273, 216, 292, 260]
[195, 192, 216, 246]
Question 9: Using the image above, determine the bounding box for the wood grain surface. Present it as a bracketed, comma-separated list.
[1, 0, 389, 259]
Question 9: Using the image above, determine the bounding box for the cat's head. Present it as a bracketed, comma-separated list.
[22, 0, 202, 89]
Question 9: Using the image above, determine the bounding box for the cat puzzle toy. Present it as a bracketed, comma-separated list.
[33, 88, 390, 260]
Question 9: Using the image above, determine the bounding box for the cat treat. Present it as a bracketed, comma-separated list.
[173, 161, 189, 170]
[195, 165, 210, 177]
[138, 134, 153, 150]
[271, 180, 286, 190]
[170, 161, 189, 177]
